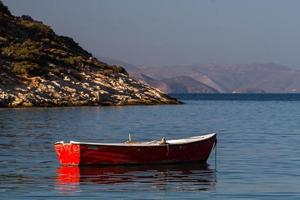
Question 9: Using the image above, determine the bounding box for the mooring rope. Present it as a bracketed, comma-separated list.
[166, 143, 169, 156]
[214, 138, 217, 172]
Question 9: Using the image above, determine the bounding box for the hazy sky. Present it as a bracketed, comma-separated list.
[3, 0, 300, 68]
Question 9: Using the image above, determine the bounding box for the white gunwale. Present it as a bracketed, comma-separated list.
[55, 133, 216, 147]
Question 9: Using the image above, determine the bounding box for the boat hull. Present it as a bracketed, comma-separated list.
[54, 134, 216, 166]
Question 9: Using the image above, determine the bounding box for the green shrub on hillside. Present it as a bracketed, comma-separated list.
[11, 61, 42, 75]
[2, 39, 43, 61]
[0, 36, 8, 46]
[0, 1, 11, 16]
[63, 56, 83, 65]
[108, 65, 128, 75]
[19, 18, 53, 35]
[93, 61, 108, 68]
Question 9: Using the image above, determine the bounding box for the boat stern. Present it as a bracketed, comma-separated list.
[54, 142, 80, 165]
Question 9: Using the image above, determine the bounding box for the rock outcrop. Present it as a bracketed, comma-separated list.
[0, 1, 179, 107]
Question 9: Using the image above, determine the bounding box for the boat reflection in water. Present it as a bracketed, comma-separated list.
[56, 163, 216, 194]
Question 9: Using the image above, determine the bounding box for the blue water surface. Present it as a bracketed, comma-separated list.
[1, 94, 300, 199]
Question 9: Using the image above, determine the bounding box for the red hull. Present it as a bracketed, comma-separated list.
[54, 133, 216, 166]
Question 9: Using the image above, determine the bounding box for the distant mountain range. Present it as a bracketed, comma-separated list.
[99, 57, 300, 93]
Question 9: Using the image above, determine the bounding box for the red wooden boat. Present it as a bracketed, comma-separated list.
[54, 133, 217, 166]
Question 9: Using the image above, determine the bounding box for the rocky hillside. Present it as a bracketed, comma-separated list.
[0, 2, 179, 107]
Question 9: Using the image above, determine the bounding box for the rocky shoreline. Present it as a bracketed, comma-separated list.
[0, 61, 179, 107]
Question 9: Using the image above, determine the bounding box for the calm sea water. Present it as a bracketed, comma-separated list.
[1, 94, 300, 199]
